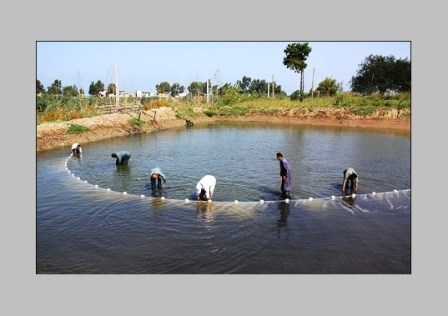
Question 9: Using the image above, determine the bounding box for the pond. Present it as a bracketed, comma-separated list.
[36, 122, 411, 273]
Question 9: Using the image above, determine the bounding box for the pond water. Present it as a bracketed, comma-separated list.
[36, 122, 411, 274]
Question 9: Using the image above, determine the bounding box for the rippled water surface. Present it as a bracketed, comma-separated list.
[37, 122, 411, 273]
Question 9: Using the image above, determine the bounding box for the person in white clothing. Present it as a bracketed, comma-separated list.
[196, 175, 216, 201]
[70, 143, 82, 156]
[342, 167, 359, 194]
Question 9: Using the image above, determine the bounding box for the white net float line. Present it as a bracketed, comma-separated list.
[64, 158, 410, 205]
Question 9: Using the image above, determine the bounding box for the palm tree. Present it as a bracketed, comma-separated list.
[283, 42, 312, 94]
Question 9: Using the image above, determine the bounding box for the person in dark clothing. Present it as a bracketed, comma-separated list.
[150, 167, 167, 190]
[276, 152, 292, 199]
[111, 151, 131, 165]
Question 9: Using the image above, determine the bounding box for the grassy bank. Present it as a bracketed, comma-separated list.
[36, 92, 411, 123]
[171, 93, 410, 119]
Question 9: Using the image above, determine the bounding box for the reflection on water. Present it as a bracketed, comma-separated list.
[37, 122, 411, 274]
[196, 201, 215, 226]
[276, 201, 290, 240]
[277, 201, 290, 227]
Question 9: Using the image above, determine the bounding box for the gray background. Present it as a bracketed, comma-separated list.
[2, 0, 443, 315]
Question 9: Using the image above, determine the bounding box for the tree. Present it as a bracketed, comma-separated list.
[249, 79, 268, 95]
[390, 58, 411, 92]
[88, 80, 105, 96]
[316, 77, 342, 96]
[188, 81, 207, 95]
[107, 83, 116, 95]
[170, 82, 185, 97]
[274, 84, 285, 96]
[62, 85, 79, 97]
[283, 42, 312, 94]
[36, 80, 45, 94]
[156, 81, 171, 94]
[236, 76, 252, 93]
[235, 76, 285, 96]
[350, 54, 411, 94]
[47, 80, 62, 95]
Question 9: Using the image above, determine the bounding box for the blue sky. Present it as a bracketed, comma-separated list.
[36, 41, 411, 95]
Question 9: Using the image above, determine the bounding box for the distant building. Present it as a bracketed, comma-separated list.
[119, 91, 133, 97]
[157, 93, 171, 98]
[136, 90, 159, 97]
[136, 90, 151, 97]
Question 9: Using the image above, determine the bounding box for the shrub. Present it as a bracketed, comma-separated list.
[217, 86, 241, 106]
[290, 90, 304, 101]
[203, 109, 216, 117]
[173, 106, 196, 119]
[129, 118, 145, 126]
[217, 105, 248, 116]
[143, 99, 172, 110]
[67, 124, 90, 134]
[38, 107, 64, 122]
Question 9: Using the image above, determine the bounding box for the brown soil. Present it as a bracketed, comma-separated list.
[36, 107, 411, 152]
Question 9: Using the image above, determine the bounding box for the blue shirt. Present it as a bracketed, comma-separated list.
[280, 158, 291, 177]
[114, 151, 131, 164]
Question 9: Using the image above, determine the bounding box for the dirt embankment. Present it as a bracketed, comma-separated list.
[36, 107, 411, 152]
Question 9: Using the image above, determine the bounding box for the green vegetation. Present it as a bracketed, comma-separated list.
[203, 109, 217, 117]
[351, 55, 410, 94]
[334, 92, 410, 116]
[36, 94, 145, 123]
[129, 118, 145, 126]
[67, 124, 90, 134]
[37, 92, 410, 124]
[169, 92, 410, 119]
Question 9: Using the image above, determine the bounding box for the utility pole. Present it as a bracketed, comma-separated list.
[115, 66, 119, 107]
[267, 82, 270, 97]
[206, 79, 209, 103]
[272, 75, 275, 98]
[77, 70, 82, 100]
[311, 67, 315, 98]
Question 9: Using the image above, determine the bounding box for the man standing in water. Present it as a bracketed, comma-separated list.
[276, 152, 291, 199]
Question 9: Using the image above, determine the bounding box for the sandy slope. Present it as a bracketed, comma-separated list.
[37, 107, 410, 152]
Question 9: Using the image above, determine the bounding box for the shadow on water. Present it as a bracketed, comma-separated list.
[330, 182, 342, 191]
[258, 185, 282, 201]
[115, 164, 130, 173]
[341, 195, 356, 206]
[147, 186, 168, 198]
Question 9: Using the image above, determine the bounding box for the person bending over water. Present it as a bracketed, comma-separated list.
[196, 175, 216, 201]
[111, 151, 131, 165]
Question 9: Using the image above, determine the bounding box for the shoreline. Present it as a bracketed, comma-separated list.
[36, 108, 411, 152]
